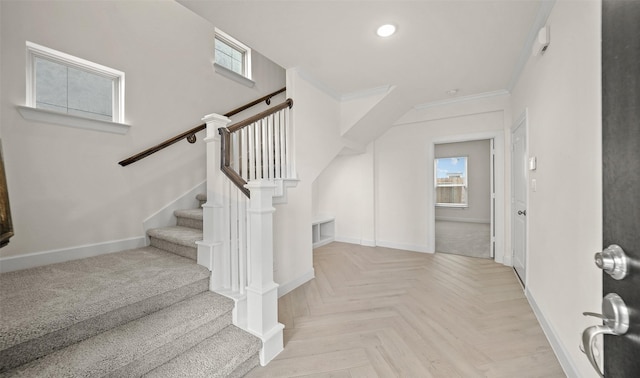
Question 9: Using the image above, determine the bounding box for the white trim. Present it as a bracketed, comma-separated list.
[341, 85, 392, 101]
[333, 237, 377, 247]
[435, 217, 490, 224]
[213, 63, 255, 88]
[430, 130, 506, 265]
[334, 236, 362, 245]
[0, 236, 146, 273]
[525, 288, 579, 378]
[414, 90, 510, 110]
[507, 0, 557, 91]
[293, 67, 342, 101]
[375, 240, 433, 254]
[277, 268, 315, 298]
[17, 106, 130, 135]
[214, 27, 252, 81]
[26, 41, 125, 124]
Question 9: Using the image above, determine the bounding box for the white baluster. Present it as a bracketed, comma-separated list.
[274, 112, 281, 179]
[248, 123, 255, 181]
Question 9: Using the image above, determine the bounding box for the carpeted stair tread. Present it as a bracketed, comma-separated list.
[147, 226, 202, 248]
[144, 325, 261, 378]
[174, 209, 203, 230]
[0, 246, 209, 372]
[174, 208, 203, 220]
[2, 292, 234, 377]
[195, 193, 207, 203]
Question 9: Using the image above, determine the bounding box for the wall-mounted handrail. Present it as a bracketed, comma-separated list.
[118, 87, 286, 167]
[219, 98, 294, 198]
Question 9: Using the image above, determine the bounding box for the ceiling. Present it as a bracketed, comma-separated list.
[178, 0, 545, 142]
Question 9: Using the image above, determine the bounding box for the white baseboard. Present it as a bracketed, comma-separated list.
[334, 236, 361, 245]
[333, 236, 378, 248]
[525, 288, 579, 378]
[277, 269, 315, 298]
[375, 240, 434, 254]
[0, 236, 147, 273]
[435, 216, 490, 224]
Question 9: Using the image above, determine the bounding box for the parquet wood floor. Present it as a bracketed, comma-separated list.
[246, 242, 565, 378]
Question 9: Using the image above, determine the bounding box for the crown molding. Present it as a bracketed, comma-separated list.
[413, 89, 510, 110]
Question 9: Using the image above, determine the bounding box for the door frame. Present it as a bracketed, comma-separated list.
[429, 131, 506, 264]
[511, 110, 529, 285]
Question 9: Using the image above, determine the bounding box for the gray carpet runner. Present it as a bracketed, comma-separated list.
[0, 194, 261, 377]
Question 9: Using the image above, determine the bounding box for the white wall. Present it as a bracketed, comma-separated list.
[313, 143, 375, 246]
[314, 94, 509, 258]
[435, 139, 491, 223]
[273, 68, 345, 292]
[510, 1, 602, 376]
[0, 1, 285, 259]
[376, 109, 506, 253]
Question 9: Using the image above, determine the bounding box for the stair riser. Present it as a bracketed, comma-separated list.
[176, 217, 203, 230]
[143, 325, 261, 378]
[0, 278, 208, 373]
[149, 237, 196, 261]
[105, 311, 233, 378]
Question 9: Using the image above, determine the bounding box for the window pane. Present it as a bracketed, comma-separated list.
[35, 57, 67, 109]
[435, 156, 468, 205]
[215, 38, 244, 75]
[68, 66, 113, 120]
[35, 56, 114, 122]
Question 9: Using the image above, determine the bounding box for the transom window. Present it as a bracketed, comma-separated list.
[214, 29, 251, 80]
[435, 156, 468, 207]
[26, 42, 125, 123]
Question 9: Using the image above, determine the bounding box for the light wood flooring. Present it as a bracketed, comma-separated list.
[246, 242, 564, 378]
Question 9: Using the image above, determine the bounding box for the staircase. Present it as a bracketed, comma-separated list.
[0, 194, 261, 377]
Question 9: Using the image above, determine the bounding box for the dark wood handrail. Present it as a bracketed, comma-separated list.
[228, 98, 293, 133]
[118, 87, 286, 167]
[219, 128, 251, 198]
[225, 87, 286, 118]
[219, 98, 294, 198]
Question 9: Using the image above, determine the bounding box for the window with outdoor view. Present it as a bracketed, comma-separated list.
[435, 156, 468, 207]
[214, 29, 251, 80]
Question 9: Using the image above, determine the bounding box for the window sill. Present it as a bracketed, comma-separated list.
[17, 106, 130, 135]
[213, 63, 255, 88]
[435, 203, 469, 209]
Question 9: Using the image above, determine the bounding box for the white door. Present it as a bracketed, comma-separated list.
[511, 116, 527, 285]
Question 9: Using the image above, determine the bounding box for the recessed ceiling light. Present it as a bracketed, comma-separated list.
[376, 24, 396, 37]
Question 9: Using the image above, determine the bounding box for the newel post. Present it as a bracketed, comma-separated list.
[245, 179, 284, 365]
[196, 113, 231, 291]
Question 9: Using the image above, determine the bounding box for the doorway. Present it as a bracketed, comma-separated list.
[434, 139, 493, 259]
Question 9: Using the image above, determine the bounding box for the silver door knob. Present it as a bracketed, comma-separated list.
[595, 244, 629, 280]
[581, 293, 629, 377]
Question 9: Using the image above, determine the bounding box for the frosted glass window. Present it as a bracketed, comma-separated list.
[214, 29, 251, 79]
[35, 57, 114, 121]
[26, 42, 125, 123]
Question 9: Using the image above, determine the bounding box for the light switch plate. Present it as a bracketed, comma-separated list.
[529, 156, 537, 171]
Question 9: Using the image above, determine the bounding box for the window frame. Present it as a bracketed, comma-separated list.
[213, 28, 253, 86]
[25, 41, 125, 124]
[434, 156, 469, 208]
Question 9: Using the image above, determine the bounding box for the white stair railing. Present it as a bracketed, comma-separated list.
[197, 98, 294, 366]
